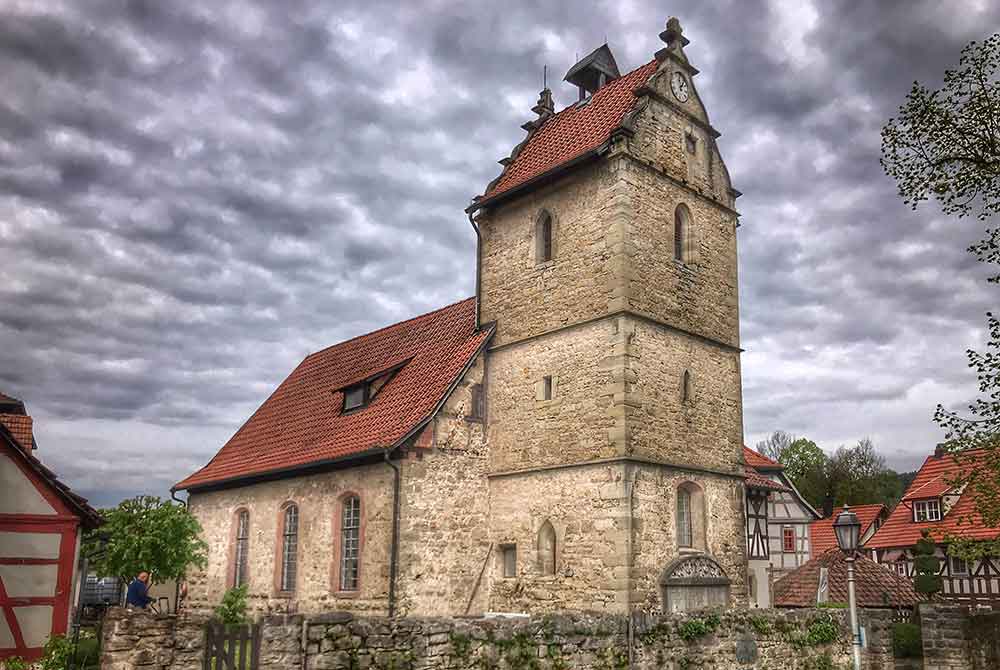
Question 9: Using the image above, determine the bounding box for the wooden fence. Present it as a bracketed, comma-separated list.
[203, 622, 261, 670]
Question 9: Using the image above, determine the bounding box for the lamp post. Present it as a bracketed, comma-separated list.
[833, 505, 862, 670]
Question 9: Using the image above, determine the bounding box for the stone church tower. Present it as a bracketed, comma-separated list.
[468, 17, 746, 612]
[177, 17, 746, 619]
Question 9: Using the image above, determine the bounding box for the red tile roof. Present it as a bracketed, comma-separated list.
[0, 420, 102, 529]
[0, 413, 34, 451]
[810, 504, 886, 554]
[175, 298, 493, 491]
[774, 549, 925, 609]
[480, 60, 659, 202]
[743, 445, 783, 470]
[867, 449, 1000, 549]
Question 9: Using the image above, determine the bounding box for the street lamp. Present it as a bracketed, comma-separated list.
[833, 505, 862, 670]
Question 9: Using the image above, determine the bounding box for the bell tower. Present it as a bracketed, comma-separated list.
[470, 17, 747, 613]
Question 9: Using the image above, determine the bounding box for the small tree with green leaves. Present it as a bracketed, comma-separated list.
[214, 584, 249, 625]
[83, 495, 207, 585]
[913, 530, 942, 597]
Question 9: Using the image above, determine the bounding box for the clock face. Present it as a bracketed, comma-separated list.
[670, 72, 690, 102]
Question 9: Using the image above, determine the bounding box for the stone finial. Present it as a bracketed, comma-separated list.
[532, 88, 554, 118]
[659, 17, 689, 48]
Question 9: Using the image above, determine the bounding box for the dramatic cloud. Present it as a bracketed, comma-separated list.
[1, 0, 996, 506]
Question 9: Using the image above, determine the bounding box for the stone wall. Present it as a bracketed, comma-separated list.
[968, 609, 1000, 670]
[101, 607, 861, 670]
[920, 604, 972, 670]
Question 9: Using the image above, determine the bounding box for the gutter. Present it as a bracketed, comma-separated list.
[384, 450, 401, 618]
[467, 210, 482, 330]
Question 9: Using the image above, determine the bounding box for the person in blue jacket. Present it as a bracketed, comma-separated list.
[125, 571, 153, 609]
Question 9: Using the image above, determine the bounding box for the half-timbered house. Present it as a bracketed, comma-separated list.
[743, 446, 821, 607]
[0, 392, 101, 663]
[868, 446, 1000, 607]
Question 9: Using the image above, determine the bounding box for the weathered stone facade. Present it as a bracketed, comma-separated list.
[184, 20, 750, 619]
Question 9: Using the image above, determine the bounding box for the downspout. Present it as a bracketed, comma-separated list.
[467, 210, 482, 330]
[170, 488, 186, 614]
[384, 449, 401, 618]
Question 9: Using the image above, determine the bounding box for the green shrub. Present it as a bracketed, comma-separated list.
[214, 584, 249, 625]
[748, 614, 772, 635]
[804, 618, 839, 646]
[39, 635, 74, 670]
[816, 601, 848, 609]
[2, 657, 28, 670]
[913, 530, 942, 596]
[678, 613, 722, 641]
[892, 622, 923, 658]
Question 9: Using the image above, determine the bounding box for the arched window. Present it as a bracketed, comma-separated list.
[674, 204, 691, 262]
[681, 370, 692, 403]
[676, 482, 706, 551]
[677, 489, 693, 548]
[338, 495, 361, 591]
[233, 509, 250, 588]
[278, 503, 298, 593]
[538, 520, 557, 575]
[536, 211, 553, 263]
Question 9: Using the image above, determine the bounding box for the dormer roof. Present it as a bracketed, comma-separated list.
[563, 44, 621, 95]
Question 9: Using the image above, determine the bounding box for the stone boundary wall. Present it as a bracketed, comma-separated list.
[967, 609, 1000, 670]
[101, 607, 866, 670]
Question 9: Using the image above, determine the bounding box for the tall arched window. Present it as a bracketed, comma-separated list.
[233, 509, 250, 588]
[536, 211, 553, 263]
[676, 482, 707, 551]
[538, 520, 557, 575]
[674, 204, 691, 262]
[279, 503, 299, 593]
[677, 488, 693, 548]
[681, 370, 692, 403]
[339, 495, 361, 591]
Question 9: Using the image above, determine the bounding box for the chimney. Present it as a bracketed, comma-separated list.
[563, 44, 621, 99]
[0, 392, 34, 452]
[822, 494, 834, 518]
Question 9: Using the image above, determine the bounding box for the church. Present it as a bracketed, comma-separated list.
[174, 17, 748, 617]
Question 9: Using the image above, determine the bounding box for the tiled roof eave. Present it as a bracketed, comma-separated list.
[467, 143, 608, 213]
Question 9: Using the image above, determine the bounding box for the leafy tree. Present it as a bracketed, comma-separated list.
[828, 439, 904, 508]
[912, 530, 943, 597]
[84, 495, 208, 585]
[778, 438, 829, 509]
[882, 34, 1000, 531]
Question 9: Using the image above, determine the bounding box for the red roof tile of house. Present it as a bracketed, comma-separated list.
[0, 413, 34, 451]
[743, 445, 783, 470]
[774, 549, 925, 609]
[480, 60, 659, 202]
[867, 449, 1000, 549]
[810, 504, 886, 554]
[175, 298, 493, 492]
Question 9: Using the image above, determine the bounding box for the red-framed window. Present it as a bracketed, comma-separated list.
[782, 527, 796, 553]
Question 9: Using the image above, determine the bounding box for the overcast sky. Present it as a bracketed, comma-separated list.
[1, 0, 997, 508]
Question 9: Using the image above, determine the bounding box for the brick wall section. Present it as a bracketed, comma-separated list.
[101, 607, 863, 670]
[920, 604, 972, 670]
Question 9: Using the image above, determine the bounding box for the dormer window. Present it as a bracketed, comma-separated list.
[913, 499, 941, 522]
[343, 384, 367, 411]
[338, 361, 407, 414]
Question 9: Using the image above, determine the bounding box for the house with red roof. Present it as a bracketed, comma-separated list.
[867, 446, 1000, 607]
[773, 549, 923, 610]
[176, 17, 753, 617]
[743, 447, 821, 607]
[0, 392, 101, 663]
[810, 503, 887, 556]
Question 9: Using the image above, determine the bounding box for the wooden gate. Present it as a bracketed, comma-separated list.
[203, 622, 261, 670]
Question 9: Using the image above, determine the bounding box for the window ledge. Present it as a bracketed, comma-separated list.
[273, 591, 294, 600]
[534, 260, 556, 271]
[333, 589, 361, 599]
[534, 398, 562, 409]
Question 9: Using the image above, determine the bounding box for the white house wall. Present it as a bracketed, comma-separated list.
[0, 454, 56, 515]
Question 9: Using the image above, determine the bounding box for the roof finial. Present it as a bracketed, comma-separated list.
[656, 16, 690, 63]
[543, 64, 547, 89]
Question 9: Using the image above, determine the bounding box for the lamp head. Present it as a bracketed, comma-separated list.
[833, 504, 861, 554]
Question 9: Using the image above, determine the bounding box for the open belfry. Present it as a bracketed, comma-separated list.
[175, 17, 747, 616]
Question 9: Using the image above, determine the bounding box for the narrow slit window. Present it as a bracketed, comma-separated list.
[542, 376, 553, 401]
[677, 488, 693, 548]
[685, 133, 697, 155]
[536, 212, 553, 263]
[234, 510, 250, 588]
[470, 384, 484, 420]
[538, 521, 557, 576]
[280, 504, 298, 592]
[340, 496, 361, 591]
[681, 370, 692, 403]
[674, 204, 690, 262]
[502, 545, 517, 578]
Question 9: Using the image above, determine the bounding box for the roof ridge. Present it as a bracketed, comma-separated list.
[305, 296, 475, 360]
